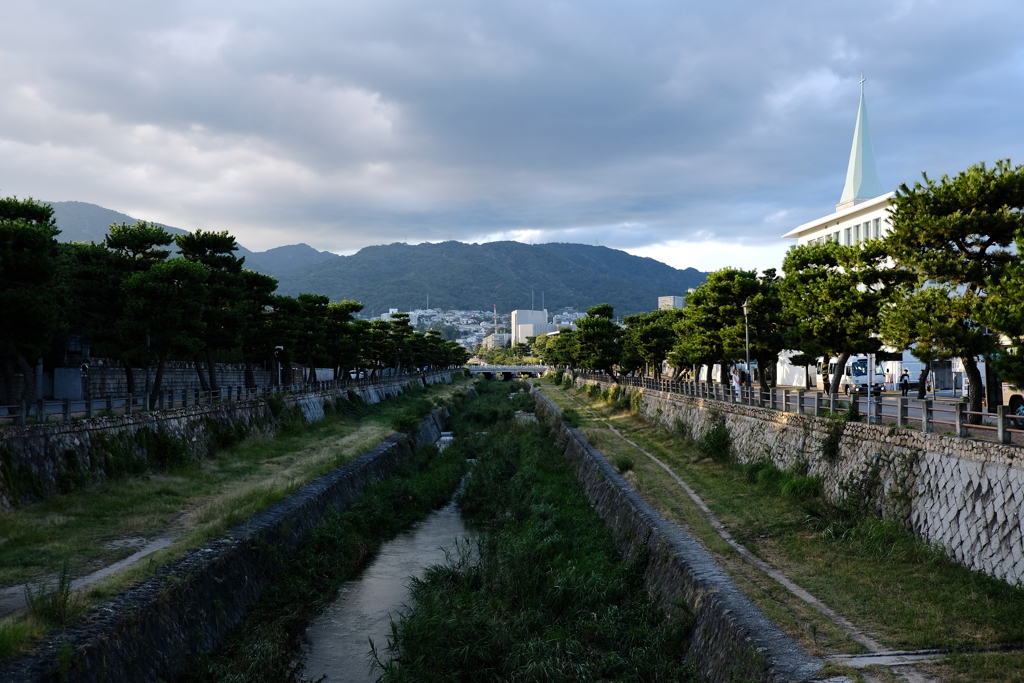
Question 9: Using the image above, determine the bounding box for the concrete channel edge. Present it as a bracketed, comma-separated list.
[0, 409, 448, 683]
[531, 386, 847, 683]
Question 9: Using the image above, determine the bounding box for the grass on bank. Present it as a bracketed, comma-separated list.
[376, 380, 697, 682]
[186, 440, 470, 683]
[0, 377, 468, 663]
[534, 377, 1024, 679]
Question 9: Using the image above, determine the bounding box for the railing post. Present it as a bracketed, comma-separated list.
[796, 390, 804, 414]
[106, 395, 113, 413]
[63, 398, 71, 421]
[897, 397, 907, 427]
[19, 400, 27, 426]
[922, 399, 933, 433]
[86, 397, 94, 419]
[829, 393, 837, 414]
[955, 402, 966, 437]
[814, 392, 823, 416]
[873, 393, 883, 423]
[38, 398, 47, 423]
[769, 387, 776, 410]
[126, 394, 133, 415]
[850, 394, 860, 421]
[997, 405, 1011, 444]
[782, 389, 789, 412]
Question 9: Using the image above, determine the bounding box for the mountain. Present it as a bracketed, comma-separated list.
[274, 241, 706, 317]
[44, 201, 706, 314]
[243, 244, 340, 276]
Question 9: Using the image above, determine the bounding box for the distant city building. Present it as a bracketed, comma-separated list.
[481, 333, 512, 350]
[511, 309, 552, 344]
[658, 296, 685, 310]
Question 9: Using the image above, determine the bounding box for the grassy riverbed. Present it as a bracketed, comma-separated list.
[0, 377, 466, 662]
[535, 376, 1024, 682]
[375, 381, 697, 682]
[186, 439, 470, 682]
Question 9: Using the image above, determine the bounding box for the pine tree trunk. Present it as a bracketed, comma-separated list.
[206, 346, 219, 392]
[963, 356, 984, 424]
[124, 363, 136, 396]
[150, 357, 167, 406]
[829, 351, 851, 400]
[194, 358, 210, 392]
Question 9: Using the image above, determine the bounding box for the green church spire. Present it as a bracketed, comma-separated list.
[838, 76, 883, 209]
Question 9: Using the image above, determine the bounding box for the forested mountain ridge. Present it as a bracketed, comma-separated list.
[45, 201, 706, 315]
[274, 241, 706, 316]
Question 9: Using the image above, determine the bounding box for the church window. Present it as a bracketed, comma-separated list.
[873, 218, 881, 238]
[844, 227, 851, 246]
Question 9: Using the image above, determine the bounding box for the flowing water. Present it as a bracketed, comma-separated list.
[298, 497, 473, 682]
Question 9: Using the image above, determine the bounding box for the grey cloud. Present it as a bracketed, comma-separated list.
[1, 0, 1023, 256]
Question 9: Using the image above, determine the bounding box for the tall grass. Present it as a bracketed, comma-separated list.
[188, 441, 470, 682]
[376, 387, 697, 682]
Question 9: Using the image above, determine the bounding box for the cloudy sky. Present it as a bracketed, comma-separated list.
[2, 0, 1022, 272]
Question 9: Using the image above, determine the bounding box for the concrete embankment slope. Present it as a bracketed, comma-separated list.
[531, 387, 836, 683]
[0, 409, 447, 683]
[0, 372, 453, 510]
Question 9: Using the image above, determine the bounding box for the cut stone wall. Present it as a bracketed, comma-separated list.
[0, 372, 453, 510]
[532, 388, 831, 683]
[574, 376, 1024, 587]
[0, 408, 449, 683]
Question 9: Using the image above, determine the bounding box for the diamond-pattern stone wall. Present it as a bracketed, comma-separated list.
[575, 377, 1024, 586]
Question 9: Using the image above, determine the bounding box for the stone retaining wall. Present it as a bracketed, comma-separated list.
[531, 388, 830, 683]
[0, 372, 453, 510]
[574, 376, 1024, 588]
[0, 409, 448, 683]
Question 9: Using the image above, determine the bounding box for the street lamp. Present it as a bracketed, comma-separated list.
[742, 299, 751, 402]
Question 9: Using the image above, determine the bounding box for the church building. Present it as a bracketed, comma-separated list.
[782, 80, 893, 245]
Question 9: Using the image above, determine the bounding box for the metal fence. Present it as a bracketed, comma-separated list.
[0, 368, 460, 427]
[576, 372, 1024, 445]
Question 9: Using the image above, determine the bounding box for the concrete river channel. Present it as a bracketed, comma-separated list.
[298, 441, 475, 682]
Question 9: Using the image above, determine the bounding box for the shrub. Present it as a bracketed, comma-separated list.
[25, 561, 82, 628]
[391, 413, 421, 436]
[696, 417, 731, 463]
[588, 384, 601, 398]
[266, 392, 286, 418]
[562, 408, 582, 428]
[630, 390, 644, 415]
[614, 455, 635, 474]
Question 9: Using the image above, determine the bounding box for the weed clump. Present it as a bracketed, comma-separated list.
[614, 455, 635, 474]
[562, 407, 582, 428]
[24, 562, 82, 629]
[696, 416, 731, 463]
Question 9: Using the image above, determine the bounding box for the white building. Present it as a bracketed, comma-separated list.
[658, 296, 685, 311]
[510, 309, 552, 344]
[782, 81, 895, 247]
[776, 80, 915, 390]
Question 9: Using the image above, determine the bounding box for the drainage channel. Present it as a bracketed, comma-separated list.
[297, 432, 474, 682]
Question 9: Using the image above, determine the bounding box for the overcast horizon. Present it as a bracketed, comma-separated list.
[3, 0, 1023, 274]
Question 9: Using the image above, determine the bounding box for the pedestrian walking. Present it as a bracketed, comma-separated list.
[917, 368, 928, 399]
[731, 369, 741, 400]
[900, 370, 910, 397]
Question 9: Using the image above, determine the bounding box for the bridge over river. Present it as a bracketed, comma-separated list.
[466, 364, 547, 379]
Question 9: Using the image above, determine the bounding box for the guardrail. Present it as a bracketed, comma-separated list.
[0, 368, 460, 427]
[576, 372, 1024, 445]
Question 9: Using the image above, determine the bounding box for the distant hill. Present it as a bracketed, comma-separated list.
[274, 241, 706, 317]
[44, 201, 706, 314]
[243, 243, 340, 276]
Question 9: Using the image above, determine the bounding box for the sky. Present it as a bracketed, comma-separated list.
[2, 0, 1023, 273]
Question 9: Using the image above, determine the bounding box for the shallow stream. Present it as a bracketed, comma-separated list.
[298, 498, 473, 682]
